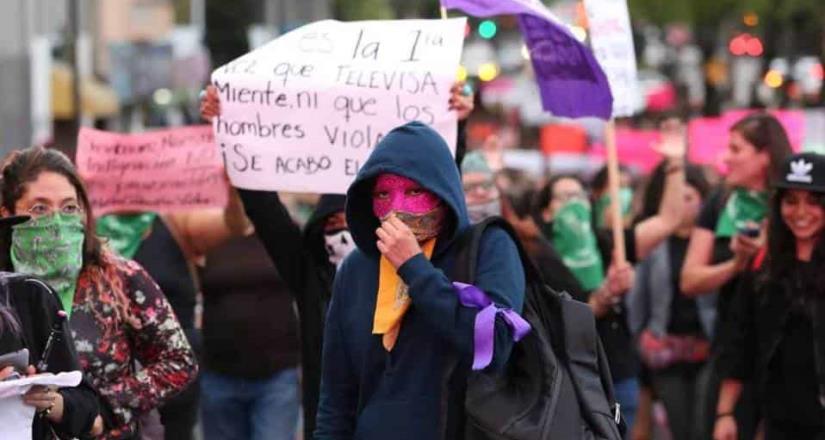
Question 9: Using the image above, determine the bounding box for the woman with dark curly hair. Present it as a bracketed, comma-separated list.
[0, 147, 197, 439]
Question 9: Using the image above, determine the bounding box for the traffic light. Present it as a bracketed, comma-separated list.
[478, 63, 499, 81]
[764, 70, 783, 89]
[729, 33, 763, 57]
[478, 20, 497, 39]
[813, 63, 824, 81]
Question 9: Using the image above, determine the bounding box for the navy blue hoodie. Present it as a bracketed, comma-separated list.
[315, 122, 525, 439]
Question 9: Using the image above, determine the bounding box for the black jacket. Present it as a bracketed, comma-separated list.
[0, 272, 99, 439]
[199, 231, 301, 379]
[238, 189, 341, 439]
[718, 267, 825, 424]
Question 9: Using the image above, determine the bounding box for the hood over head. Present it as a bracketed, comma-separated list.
[346, 121, 468, 257]
[304, 194, 348, 266]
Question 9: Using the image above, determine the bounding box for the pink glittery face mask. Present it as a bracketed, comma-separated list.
[372, 174, 446, 241]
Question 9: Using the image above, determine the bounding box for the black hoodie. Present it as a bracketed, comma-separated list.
[236, 190, 344, 439]
[236, 120, 467, 438]
[316, 122, 525, 439]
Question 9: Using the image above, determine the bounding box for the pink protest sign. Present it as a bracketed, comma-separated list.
[687, 117, 729, 170]
[76, 126, 228, 215]
[591, 127, 662, 173]
[688, 110, 804, 172]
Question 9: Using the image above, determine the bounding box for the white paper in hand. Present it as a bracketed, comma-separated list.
[0, 371, 83, 439]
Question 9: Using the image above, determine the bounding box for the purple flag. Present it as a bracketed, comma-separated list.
[441, 0, 613, 120]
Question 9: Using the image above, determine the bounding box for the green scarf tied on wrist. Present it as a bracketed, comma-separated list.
[715, 189, 769, 238]
[96, 213, 157, 259]
[550, 199, 605, 292]
[11, 213, 85, 317]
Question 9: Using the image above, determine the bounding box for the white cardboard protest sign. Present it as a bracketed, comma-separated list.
[211, 18, 467, 194]
[583, 0, 641, 118]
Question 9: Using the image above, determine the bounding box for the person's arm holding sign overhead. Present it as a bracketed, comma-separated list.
[199, 79, 473, 282]
[203, 23, 469, 436]
[162, 183, 252, 264]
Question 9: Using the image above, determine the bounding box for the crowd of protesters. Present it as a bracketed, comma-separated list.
[0, 68, 823, 440]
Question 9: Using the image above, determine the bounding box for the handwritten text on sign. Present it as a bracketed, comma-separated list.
[76, 126, 228, 215]
[211, 18, 466, 194]
[584, 0, 641, 118]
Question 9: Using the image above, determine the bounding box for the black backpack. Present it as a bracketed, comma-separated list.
[447, 217, 625, 440]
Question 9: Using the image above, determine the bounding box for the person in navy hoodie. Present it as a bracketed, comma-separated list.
[314, 121, 526, 439]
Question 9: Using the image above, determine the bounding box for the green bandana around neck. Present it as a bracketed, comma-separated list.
[594, 187, 633, 229]
[11, 213, 85, 317]
[550, 200, 605, 291]
[96, 213, 157, 258]
[715, 189, 769, 238]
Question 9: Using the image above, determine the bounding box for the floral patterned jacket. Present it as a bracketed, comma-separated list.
[70, 251, 198, 439]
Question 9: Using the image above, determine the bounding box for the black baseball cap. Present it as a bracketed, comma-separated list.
[775, 152, 825, 193]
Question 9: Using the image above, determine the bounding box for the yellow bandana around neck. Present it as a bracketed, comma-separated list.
[373, 239, 437, 351]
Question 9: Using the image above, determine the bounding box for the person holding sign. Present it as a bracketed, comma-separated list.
[0, 147, 198, 439]
[0, 265, 100, 439]
[680, 113, 792, 440]
[714, 153, 825, 440]
[312, 121, 524, 439]
[199, 80, 474, 439]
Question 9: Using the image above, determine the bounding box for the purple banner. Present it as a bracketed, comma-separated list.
[441, 0, 613, 120]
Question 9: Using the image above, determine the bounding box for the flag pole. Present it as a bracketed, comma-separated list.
[605, 119, 626, 265]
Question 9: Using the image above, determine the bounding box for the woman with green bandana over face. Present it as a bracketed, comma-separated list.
[533, 119, 687, 432]
[0, 147, 197, 440]
[680, 112, 793, 440]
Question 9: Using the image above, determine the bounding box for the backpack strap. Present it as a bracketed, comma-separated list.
[451, 216, 545, 285]
[444, 216, 540, 439]
[453, 217, 566, 361]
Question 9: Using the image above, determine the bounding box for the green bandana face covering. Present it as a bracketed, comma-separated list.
[550, 200, 605, 291]
[96, 213, 157, 258]
[11, 213, 85, 317]
[594, 187, 633, 229]
[715, 189, 768, 238]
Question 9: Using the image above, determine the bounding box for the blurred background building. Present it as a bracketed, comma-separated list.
[1, 0, 824, 173]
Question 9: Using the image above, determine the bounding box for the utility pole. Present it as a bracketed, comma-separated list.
[68, 0, 82, 137]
